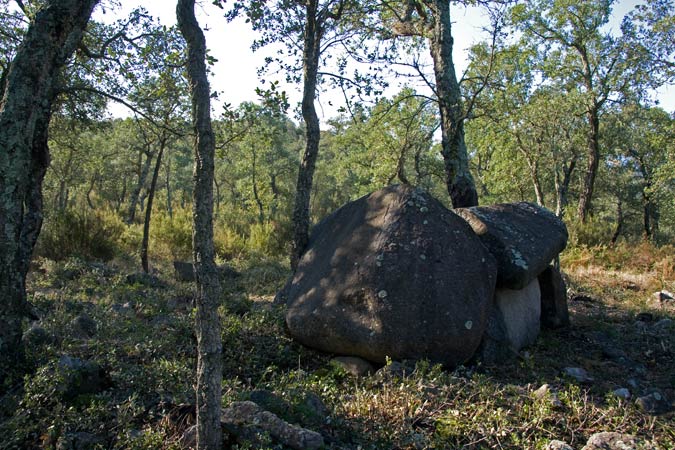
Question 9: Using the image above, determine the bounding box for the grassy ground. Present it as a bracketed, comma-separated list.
[0, 243, 673, 449]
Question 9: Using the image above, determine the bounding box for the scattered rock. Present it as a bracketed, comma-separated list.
[493, 279, 541, 351]
[331, 356, 376, 377]
[455, 202, 568, 289]
[545, 440, 574, 450]
[125, 272, 166, 288]
[70, 314, 97, 338]
[533, 384, 563, 408]
[375, 360, 414, 380]
[221, 401, 324, 450]
[648, 290, 674, 309]
[563, 367, 594, 383]
[285, 185, 497, 367]
[300, 392, 329, 421]
[538, 266, 570, 329]
[22, 323, 52, 346]
[571, 294, 595, 303]
[581, 432, 638, 450]
[636, 390, 671, 415]
[612, 388, 631, 400]
[56, 355, 111, 401]
[55, 431, 105, 450]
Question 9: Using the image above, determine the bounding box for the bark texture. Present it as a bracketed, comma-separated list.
[176, 1, 223, 449]
[577, 105, 600, 222]
[290, 0, 322, 271]
[0, 0, 98, 377]
[428, 0, 478, 208]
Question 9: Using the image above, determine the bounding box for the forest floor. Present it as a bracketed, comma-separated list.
[0, 244, 673, 449]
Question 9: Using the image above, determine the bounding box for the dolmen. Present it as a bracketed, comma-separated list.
[283, 184, 569, 367]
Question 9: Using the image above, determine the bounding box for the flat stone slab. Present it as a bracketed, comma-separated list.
[455, 202, 568, 289]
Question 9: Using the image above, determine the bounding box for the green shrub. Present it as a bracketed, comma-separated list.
[150, 207, 193, 260]
[36, 209, 123, 261]
[566, 216, 615, 247]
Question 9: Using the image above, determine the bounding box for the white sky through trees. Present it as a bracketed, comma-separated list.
[100, 0, 674, 120]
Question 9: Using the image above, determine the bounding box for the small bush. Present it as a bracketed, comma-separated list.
[150, 207, 193, 260]
[36, 209, 123, 261]
[566, 216, 615, 247]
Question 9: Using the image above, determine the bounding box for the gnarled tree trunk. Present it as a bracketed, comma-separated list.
[0, 0, 99, 378]
[177, 1, 223, 448]
[290, 0, 322, 271]
[429, 0, 478, 208]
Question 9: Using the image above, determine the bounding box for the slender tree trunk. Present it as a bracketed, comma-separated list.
[290, 0, 322, 271]
[554, 155, 577, 218]
[177, 2, 223, 449]
[251, 148, 265, 223]
[141, 138, 166, 273]
[270, 173, 279, 219]
[86, 174, 97, 209]
[127, 148, 153, 224]
[429, 0, 478, 208]
[577, 105, 600, 222]
[165, 150, 173, 219]
[610, 197, 623, 245]
[0, 0, 98, 378]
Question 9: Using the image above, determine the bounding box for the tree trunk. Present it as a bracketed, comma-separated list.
[0, 0, 98, 379]
[577, 104, 600, 223]
[429, 0, 478, 208]
[127, 148, 153, 224]
[251, 148, 265, 223]
[554, 155, 577, 218]
[290, 0, 322, 271]
[165, 150, 173, 219]
[141, 138, 166, 273]
[177, 1, 223, 449]
[610, 197, 623, 245]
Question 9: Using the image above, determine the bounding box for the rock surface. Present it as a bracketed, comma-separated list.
[56, 355, 111, 401]
[494, 278, 541, 351]
[545, 440, 574, 450]
[538, 266, 570, 329]
[285, 185, 497, 367]
[221, 401, 324, 450]
[581, 432, 639, 450]
[331, 356, 376, 377]
[636, 390, 671, 415]
[455, 202, 567, 289]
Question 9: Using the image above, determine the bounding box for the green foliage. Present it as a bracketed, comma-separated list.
[36, 209, 124, 262]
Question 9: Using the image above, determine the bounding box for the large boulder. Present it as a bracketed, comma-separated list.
[455, 203, 567, 289]
[285, 184, 497, 367]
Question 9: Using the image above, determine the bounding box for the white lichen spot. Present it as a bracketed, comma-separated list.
[376, 261, 382, 267]
[378, 290, 388, 299]
[420, 206, 428, 213]
[465, 320, 473, 330]
[420, 254, 427, 260]
[423, 220, 428, 225]
[510, 248, 528, 269]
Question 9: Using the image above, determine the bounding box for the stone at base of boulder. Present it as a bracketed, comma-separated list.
[474, 303, 515, 365]
[494, 279, 541, 352]
[331, 356, 376, 377]
[538, 266, 570, 329]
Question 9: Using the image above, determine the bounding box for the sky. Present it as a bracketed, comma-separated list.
[98, 0, 674, 120]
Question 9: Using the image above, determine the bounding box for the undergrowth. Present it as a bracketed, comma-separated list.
[1, 241, 673, 449]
